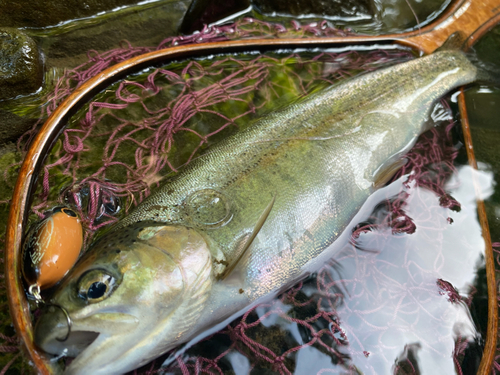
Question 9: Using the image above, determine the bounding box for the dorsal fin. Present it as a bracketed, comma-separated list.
[218, 195, 275, 280]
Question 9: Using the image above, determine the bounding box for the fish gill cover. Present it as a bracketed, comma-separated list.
[0, 17, 498, 375]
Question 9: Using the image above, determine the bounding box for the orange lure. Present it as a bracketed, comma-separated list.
[22, 207, 83, 292]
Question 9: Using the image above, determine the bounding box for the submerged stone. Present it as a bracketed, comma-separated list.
[0, 28, 43, 100]
[35, 0, 192, 68]
[0, 0, 157, 28]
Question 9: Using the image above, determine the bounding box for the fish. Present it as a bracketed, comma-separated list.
[33, 45, 484, 375]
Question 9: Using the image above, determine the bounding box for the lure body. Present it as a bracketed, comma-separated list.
[22, 207, 83, 290]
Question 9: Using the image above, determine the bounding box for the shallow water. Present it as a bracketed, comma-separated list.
[1, 0, 499, 374]
[251, 0, 453, 34]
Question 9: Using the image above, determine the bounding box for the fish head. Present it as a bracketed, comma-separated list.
[34, 223, 213, 375]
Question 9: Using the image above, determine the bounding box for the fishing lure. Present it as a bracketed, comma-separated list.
[22, 206, 83, 297]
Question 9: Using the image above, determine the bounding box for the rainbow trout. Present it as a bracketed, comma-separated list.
[34, 48, 482, 374]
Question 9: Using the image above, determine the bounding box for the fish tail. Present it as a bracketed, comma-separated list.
[465, 51, 500, 86]
[437, 32, 500, 87]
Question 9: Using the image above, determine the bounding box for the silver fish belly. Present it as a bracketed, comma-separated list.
[34, 50, 479, 375]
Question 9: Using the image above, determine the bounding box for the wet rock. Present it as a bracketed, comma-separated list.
[0, 28, 43, 100]
[0, 0, 154, 28]
[252, 0, 375, 20]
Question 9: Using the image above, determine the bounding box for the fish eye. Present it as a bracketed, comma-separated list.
[77, 269, 117, 303]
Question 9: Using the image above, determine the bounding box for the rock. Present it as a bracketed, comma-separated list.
[252, 0, 375, 20]
[0, 28, 43, 100]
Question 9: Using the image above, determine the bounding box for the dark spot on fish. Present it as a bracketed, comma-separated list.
[116, 249, 121, 254]
[239, 288, 244, 294]
[167, 189, 174, 195]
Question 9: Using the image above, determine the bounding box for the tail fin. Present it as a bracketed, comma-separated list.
[465, 50, 500, 86]
[437, 32, 500, 87]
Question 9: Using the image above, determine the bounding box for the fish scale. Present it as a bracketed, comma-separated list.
[35, 49, 481, 375]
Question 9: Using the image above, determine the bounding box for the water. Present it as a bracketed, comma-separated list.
[251, 0, 453, 34]
[0, 0, 499, 374]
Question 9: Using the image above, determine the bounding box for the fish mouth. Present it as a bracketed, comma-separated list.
[42, 330, 100, 358]
[34, 305, 100, 358]
[34, 304, 139, 368]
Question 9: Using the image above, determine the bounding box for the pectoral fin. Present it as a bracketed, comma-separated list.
[218, 196, 275, 280]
